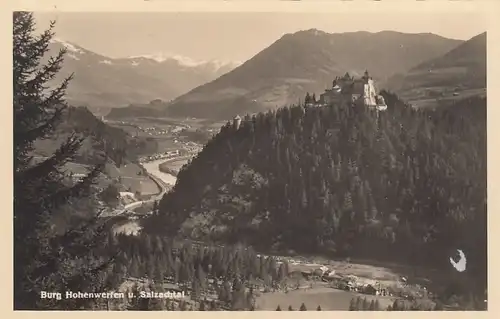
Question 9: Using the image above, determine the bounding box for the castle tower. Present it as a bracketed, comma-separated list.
[363, 70, 370, 82]
[233, 115, 242, 130]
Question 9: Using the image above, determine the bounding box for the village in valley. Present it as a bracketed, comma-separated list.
[114, 248, 436, 311]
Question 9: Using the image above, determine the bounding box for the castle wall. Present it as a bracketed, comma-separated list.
[319, 74, 387, 111]
[363, 79, 378, 107]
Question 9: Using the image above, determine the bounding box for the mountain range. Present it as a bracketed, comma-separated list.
[47, 38, 240, 110]
[57, 30, 486, 121]
[161, 30, 472, 120]
[385, 32, 486, 101]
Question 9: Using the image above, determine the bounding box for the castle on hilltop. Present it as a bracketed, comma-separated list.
[307, 71, 387, 111]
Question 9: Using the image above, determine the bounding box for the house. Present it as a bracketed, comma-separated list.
[70, 173, 87, 181]
[323, 269, 336, 278]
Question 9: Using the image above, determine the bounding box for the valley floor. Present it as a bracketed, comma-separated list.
[255, 285, 395, 311]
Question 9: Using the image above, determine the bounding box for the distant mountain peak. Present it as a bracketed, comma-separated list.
[302, 28, 328, 36]
[45, 38, 240, 108]
[166, 31, 464, 120]
[127, 52, 241, 70]
[289, 29, 451, 39]
[50, 37, 85, 54]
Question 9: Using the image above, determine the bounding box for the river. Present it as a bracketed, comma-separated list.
[142, 159, 177, 186]
[113, 159, 177, 236]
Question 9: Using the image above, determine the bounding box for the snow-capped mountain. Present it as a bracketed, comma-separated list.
[127, 52, 241, 70]
[46, 38, 239, 108]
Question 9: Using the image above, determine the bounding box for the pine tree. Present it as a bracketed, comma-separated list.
[210, 300, 217, 310]
[300, 302, 307, 311]
[191, 278, 201, 301]
[349, 297, 357, 311]
[355, 296, 363, 310]
[277, 263, 286, 282]
[316, 305, 322, 311]
[13, 12, 114, 310]
[374, 299, 381, 311]
[179, 300, 188, 311]
[199, 300, 206, 311]
[276, 305, 282, 311]
[305, 92, 311, 104]
[362, 298, 370, 310]
[369, 300, 376, 310]
[245, 290, 255, 310]
[288, 305, 294, 311]
[392, 300, 399, 311]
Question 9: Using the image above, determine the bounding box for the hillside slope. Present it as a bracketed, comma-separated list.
[33, 106, 158, 166]
[164, 30, 462, 120]
[46, 39, 238, 108]
[385, 32, 486, 102]
[145, 93, 486, 293]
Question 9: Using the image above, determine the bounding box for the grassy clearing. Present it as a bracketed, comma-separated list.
[105, 162, 160, 195]
[255, 285, 395, 311]
[253, 254, 443, 310]
[286, 256, 440, 290]
[159, 158, 190, 175]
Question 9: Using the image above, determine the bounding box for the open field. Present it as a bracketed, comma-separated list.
[105, 162, 160, 195]
[283, 255, 442, 291]
[155, 138, 182, 152]
[255, 286, 395, 311]
[159, 157, 190, 175]
[401, 87, 486, 109]
[253, 254, 443, 311]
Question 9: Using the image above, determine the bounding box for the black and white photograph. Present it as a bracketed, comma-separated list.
[12, 1, 489, 311]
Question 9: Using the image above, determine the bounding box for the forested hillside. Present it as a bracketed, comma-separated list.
[146, 92, 486, 293]
[34, 106, 158, 166]
[106, 233, 284, 310]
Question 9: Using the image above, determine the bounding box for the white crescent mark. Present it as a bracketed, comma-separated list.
[449, 249, 467, 272]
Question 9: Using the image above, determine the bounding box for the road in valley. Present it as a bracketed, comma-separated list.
[103, 158, 178, 218]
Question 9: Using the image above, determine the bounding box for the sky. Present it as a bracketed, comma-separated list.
[34, 11, 487, 63]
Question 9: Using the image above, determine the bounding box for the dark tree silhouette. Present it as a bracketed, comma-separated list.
[99, 183, 120, 207]
[13, 12, 114, 310]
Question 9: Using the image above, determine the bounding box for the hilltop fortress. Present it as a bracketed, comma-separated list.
[233, 71, 388, 130]
[307, 71, 388, 111]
